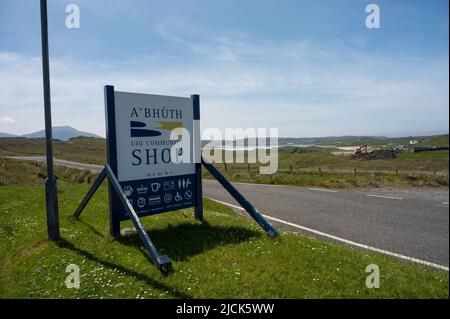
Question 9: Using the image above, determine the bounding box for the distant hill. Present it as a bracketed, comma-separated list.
[21, 126, 101, 141]
[2, 126, 448, 146]
[0, 132, 17, 138]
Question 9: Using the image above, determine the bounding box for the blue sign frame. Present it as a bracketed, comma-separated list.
[73, 86, 275, 274]
[104, 85, 203, 237]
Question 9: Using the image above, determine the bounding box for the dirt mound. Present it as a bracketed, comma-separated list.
[350, 149, 400, 160]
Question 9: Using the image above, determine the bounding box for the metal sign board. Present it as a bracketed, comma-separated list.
[73, 85, 274, 273]
[104, 86, 201, 224]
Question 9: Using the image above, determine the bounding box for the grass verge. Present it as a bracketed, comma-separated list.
[203, 169, 448, 189]
[0, 177, 448, 298]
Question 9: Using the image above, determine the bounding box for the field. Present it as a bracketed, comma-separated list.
[0, 158, 448, 298]
[0, 135, 448, 188]
[0, 137, 106, 165]
[204, 147, 449, 188]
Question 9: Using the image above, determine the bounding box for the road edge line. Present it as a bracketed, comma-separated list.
[367, 194, 403, 200]
[207, 197, 449, 272]
[309, 187, 339, 193]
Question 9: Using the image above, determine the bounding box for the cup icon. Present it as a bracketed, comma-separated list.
[151, 183, 161, 192]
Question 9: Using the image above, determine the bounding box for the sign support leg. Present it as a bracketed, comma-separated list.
[194, 162, 203, 221]
[201, 157, 278, 237]
[73, 166, 107, 219]
[108, 183, 121, 239]
[72, 165, 173, 274]
[192, 94, 203, 221]
[105, 165, 173, 274]
[194, 163, 203, 222]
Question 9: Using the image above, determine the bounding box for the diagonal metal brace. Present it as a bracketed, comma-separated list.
[72, 165, 173, 274]
[104, 165, 172, 274]
[201, 157, 278, 237]
[73, 166, 107, 219]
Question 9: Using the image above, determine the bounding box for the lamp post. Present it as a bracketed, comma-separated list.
[40, 0, 60, 240]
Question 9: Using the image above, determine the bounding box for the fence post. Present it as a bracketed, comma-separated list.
[354, 168, 357, 174]
[395, 169, 398, 176]
[224, 162, 227, 172]
[248, 163, 250, 173]
[318, 167, 321, 173]
[290, 165, 293, 173]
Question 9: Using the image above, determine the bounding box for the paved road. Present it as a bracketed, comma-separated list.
[3, 156, 103, 174]
[203, 180, 449, 268]
[5, 156, 449, 268]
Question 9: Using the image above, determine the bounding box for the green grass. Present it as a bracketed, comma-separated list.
[201, 146, 448, 188]
[204, 169, 448, 189]
[276, 147, 449, 172]
[416, 135, 449, 147]
[0, 160, 448, 298]
[0, 157, 96, 186]
[203, 148, 449, 188]
[0, 136, 106, 165]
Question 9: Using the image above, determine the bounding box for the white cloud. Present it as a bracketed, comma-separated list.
[0, 30, 448, 137]
[0, 117, 15, 123]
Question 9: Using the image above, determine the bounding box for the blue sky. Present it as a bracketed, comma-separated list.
[0, 0, 448, 137]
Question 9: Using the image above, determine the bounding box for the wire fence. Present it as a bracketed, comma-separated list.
[212, 163, 449, 178]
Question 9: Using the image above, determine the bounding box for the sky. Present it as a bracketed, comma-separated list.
[0, 0, 448, 138]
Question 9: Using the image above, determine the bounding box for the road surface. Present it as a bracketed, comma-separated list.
[203, 180, 449, 268]
[3, 156, 103, 173]
[4, 156, 449, 269]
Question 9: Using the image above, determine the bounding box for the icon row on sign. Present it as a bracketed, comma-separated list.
[126, 190, 192, 208]
[124, 178, 191, 197]
[163, 191, 188, 203]
[123, 182, 163, 197]
[134, 195, 162, 208]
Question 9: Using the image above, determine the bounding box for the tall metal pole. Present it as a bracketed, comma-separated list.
[40, 0, 60, 240]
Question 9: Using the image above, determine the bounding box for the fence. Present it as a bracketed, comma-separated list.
[212, 163, 449, 178]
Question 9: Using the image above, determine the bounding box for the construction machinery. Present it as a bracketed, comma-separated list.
[354, 144, 368, 155]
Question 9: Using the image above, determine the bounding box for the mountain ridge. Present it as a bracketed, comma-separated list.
[0, 126, 101, 141]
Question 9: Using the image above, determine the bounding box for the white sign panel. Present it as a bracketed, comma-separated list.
[114, 91, 195, 182]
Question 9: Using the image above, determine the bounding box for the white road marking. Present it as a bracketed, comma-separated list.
[207, 197, 449, 272]
[441, 202, 449, 205]
[309, 188, 339, 193]
[367, 194, 403, 200]
[210, 199, 243, 211]
[204, 179, 284, 187]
